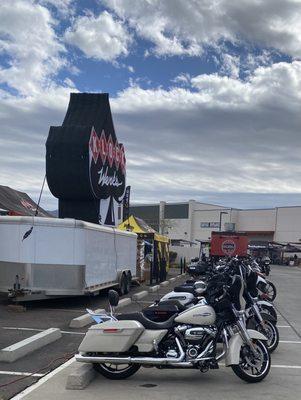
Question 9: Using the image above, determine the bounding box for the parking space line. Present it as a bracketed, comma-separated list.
[2, 327, 85, 335]
[219, 363, 301, 370]
[279, 340, 301, 344]
[11, 357, 75, 400]
[277, 325, 291, 328]
[0, 370, 44, 377]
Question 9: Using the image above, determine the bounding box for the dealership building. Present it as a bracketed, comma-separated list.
[129, 200, 301, 260]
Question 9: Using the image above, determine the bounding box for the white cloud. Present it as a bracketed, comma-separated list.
[0, 60, 300, 209]
[105, 0, 301, 57]
[0, 84, 73, 208]
[220, 54, 240, 78]
[64, 11, 132, 62]
[0, 1, 74, 206]
[172, 73, 191, 85]
[110, 61, 301, 200]
[0, 1, 301, 210]
[0, 0, 66, 95]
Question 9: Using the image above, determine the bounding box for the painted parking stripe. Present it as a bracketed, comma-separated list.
[2, 327, 85, 335]
[272, 365, 301, 369]
[279, 340, 301, 344]
[219, 363, 301, 369]
[277, 325, 291, 328]
[0, 370, 44, 377]
[11, 357, 75, 400]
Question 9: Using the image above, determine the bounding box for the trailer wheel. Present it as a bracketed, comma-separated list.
[118, 274, 127, 296]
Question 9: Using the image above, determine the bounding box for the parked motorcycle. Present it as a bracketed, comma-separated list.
[148, 264, 278, 353]
[76, 274, 270, 383]
[187, 257, 211, 278]
[151, 258, 277, 325]
[250, 260, 277, 301]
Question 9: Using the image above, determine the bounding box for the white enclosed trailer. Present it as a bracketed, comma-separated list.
[0, 216, 137, 301]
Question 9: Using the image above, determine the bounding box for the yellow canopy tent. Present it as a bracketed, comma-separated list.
[118, 215, 170, 283]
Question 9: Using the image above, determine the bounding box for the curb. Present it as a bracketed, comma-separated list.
[116, 297, 131, 309]
[148, 285, 160, 293]
[169, 277, 176, 282]
[132, 290, 148, 301]
[160, 281, 169, 287]
[66, 363, 96, 390]
[0, 328, 62, 363]
[69, 309, 105, 329]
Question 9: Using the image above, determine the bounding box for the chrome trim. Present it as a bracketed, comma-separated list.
[76, 337, 185, 366]
[195, 340, 214, 361]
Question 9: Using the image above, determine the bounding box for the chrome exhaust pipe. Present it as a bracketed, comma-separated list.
[76, 337, 185, 366]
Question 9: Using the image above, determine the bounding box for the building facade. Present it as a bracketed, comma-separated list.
[130, 200, 301, 245]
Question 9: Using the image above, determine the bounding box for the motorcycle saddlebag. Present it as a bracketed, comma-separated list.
[78, 320, 144, 353]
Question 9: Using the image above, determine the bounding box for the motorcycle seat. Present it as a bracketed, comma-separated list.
[173, 285, 196, 296]
[117, 312, 176, 330]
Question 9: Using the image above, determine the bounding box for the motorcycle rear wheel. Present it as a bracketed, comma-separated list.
[231, 339, 270, 383]
[93, 363, 140, 379]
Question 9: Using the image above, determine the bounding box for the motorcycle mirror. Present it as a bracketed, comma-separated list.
[108, 290, 119, 307]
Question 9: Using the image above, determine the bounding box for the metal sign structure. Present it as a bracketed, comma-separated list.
[46, 93, 126, 226]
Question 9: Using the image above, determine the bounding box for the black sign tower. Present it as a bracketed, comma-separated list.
[46, 93, 126, 225]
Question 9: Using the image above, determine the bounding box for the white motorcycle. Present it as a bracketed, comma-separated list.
[76, 275, 270, 383]
[156, 279, 277, 323]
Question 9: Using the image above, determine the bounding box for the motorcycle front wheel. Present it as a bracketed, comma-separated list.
[231, 339, 270, 383]
[93, 363, 140, 380]
[258, 304, 277, 323]
[264, 281, 277, 301]
[256, 320, 279, 353]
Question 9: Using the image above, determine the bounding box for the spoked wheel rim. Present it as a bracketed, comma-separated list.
[257, 322, 277, 349]
[101, 363, 133, 374]
[239, 341, 270, 378]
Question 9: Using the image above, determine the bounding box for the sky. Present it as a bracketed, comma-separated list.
[0, 0, 301, 211]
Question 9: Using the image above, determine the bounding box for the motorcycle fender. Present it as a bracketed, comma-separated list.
[246, 312, 276, 329]
[260, 311, 277, 324]
[258, 300, 273, 308]
[225, 329, 267, 366]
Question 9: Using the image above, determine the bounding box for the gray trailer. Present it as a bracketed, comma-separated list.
[0, 216, 137, 301]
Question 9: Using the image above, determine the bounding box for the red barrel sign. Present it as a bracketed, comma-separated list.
[210, 232, 249, 257]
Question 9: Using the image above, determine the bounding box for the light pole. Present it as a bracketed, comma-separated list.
[219, 211, 228, 232]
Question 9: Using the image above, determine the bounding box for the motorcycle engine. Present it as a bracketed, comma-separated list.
[184, 327, 216, 359]
[160, 338, 179, 358]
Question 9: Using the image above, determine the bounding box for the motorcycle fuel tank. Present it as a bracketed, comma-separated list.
[175, 304, 216, 325]
[160, 291, 195, 306]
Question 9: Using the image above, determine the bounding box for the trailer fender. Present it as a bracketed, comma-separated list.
[117, 269, 131, 284]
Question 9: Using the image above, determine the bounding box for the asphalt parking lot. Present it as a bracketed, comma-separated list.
[0, 270, 186, 399]
[1, 265, 301, 400]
